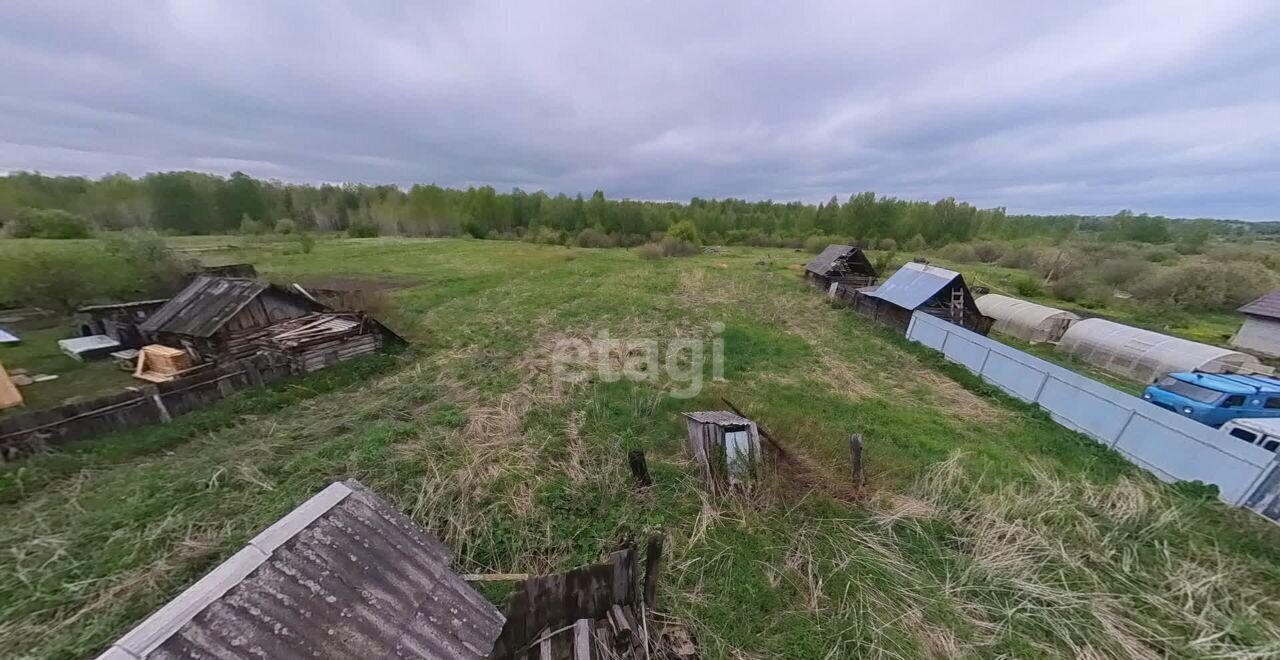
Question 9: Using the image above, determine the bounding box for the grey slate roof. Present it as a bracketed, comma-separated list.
[867, 262, 961, 310]
[803, 244, 874, 277]
[96, 480, 504, 660]
[139, 277, 320, 338]
[683, 411, 754, 426]
[1239, 291, 1280, 320]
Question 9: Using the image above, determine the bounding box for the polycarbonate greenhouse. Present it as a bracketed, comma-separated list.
[1057, 318, 1265, 383]
[975, 294, 1080, 343]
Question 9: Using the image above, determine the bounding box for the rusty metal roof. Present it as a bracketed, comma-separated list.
[803, 245, 875, 277]
[139, 277, 320, 338]
[683, 411, 753, 426]
[1239, 291, 1280, 320]
[867, 262, 961, 310]
[96, 480, 504, 660]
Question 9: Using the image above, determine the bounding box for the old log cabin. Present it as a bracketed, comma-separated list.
[138, 276, 324, 362]
[803, 244, 878, 290]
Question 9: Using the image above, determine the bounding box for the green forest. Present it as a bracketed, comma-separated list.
[1, 170, 1276, 248]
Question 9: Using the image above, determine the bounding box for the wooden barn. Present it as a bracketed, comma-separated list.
[74, 299, 170, 349]
[138, 276, 324, 362]
[850, 262, 993, 336]
[803, 245, 878, 290]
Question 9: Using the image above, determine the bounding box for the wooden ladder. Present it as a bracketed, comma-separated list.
[950, 287, 965, 324]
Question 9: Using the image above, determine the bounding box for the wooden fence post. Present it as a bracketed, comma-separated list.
[643, 534, 664, 609]
[629, 450, 653, 488]
[849, 433, 865, 488]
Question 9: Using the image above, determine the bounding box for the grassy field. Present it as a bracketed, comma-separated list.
[2, 237, 1280, 659]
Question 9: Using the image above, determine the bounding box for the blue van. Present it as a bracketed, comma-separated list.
[1142, 372, 1280, 427]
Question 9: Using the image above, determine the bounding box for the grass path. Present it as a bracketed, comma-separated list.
[2, 238, 1279, 659]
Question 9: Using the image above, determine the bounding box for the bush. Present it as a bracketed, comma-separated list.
[1049, 276, 1086, 301]
[239, 215, 266, 235]
[997, 246, 1040, 270]
[575, 227, 615, 248]
[348, 221, 379, 238]
[937, 243, 978, 263]
[5, 208, 92, 239]
[298, 232, 315, 254]
[636, 242, 664, 260]
[1014, 276, 1045, 297]
[904, 234, 927, 252]
[972, 241, 1006, 263]
[1097, 257, 1150, 287]
[275, 218, 296, 234]
[666, 220, 701, 245]
[1131, 261, 1275, 313]
[1031, 248, 1087, 281]
[103, 232, 196, 297]
[1143, 246, 1180, 264]
[874, 250, 897, 274]
[803, 236, 831, 253]
[877, 238, 898, 251]
[525, 227, 565, 245]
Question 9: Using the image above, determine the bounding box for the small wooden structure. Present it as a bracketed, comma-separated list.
[683, 410, 763, 487]
[803, 245, 878, 290]
[133, 345, 194, 383]
[849, 262, 993, 336]
[0, 361, 22, 410]
[74, 299, 169, 349]
[139, 276, 324, 362]
[1233, 291, 1280, 358]
[255, 312, 403, 373]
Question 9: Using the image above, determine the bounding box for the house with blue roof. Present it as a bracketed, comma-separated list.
[849, 262, 993, 336]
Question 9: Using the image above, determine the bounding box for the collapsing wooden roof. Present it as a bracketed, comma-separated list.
[1239, 291, 1280, 320]
[803, 245, 877, 278]
[95, 480, 504, 660]
[139, 277, 323, 338]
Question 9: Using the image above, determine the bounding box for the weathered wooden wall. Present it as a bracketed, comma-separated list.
[0, 353, 293, 461]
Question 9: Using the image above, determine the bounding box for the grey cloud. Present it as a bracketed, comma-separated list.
[1, 0, 1278, 219]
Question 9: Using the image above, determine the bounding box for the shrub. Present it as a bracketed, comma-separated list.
[239, 215, 266, 235]
[660, 237, 698, 256]
[803, 236, 831, 253]
[937, 243, 978, 263]
[1014, 276, 1045, 297]
[1097, 257, 1150, 287]
[904, 234, 927, 252]
[298, 232, 315, 254]
[525, 227, 565, 245]
[275, 218, 296, 234]
[102, 231, 196, 297]
[1031, 248, 1087, 281]
[5, 208, 93, 239]
[972, 241, 1006, 263]
[874, 250, 897, 274]
[575, 227, 615, 248]
[666, 220, 702, 245]
[1143, 246, 1180, 264]
[1049, 276, 1086, 301]
[877, 238, 898, 251]
[1131, 261, 1275, 313]
[636, 242, 664, 260]
[348, 221, 379, 238]
[997, 246, 1040, 270]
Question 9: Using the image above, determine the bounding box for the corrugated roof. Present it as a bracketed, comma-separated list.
[96, 480, 504, 660]
[803, 245, 875, 277]
[1239, 291, 1280, 320]
[139, 277, 287, 338]
[867, 262, 960, 310]
[683, 411, 753, 426]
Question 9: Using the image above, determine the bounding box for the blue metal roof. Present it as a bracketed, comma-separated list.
[1171, 372, 1280, 394]
[867, 262, 960, 310]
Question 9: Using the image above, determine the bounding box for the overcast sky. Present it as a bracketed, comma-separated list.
[2, 1, 1279, 219]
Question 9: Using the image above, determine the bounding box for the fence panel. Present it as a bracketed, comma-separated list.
[905, 312, 1278, 511]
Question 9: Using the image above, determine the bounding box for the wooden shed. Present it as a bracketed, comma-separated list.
[850, 262, 993, 336]
[803, 245, 878, 290]
[1233, 291, 1280, 358]
[682, 411, 763, 487]
[138, 276, 324, 362]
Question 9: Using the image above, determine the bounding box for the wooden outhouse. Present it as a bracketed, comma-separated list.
[682, 411, 763, 487]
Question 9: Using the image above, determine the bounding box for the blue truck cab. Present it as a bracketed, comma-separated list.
[1142, 372, 1280, 427]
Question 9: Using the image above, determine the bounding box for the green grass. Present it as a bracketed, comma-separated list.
[2, 236, 1280, 659]
[0, 325, 136, 415]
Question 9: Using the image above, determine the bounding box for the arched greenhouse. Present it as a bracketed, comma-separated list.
[1057, 318, 1266, 383]
[975, 294, 1080, 343]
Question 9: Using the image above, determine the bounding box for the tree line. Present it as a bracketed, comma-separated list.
[0, 170, 1275, 246]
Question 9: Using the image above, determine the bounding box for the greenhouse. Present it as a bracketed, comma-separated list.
[975, 294, 1080, 343]
[1057, 318, 1266, 383]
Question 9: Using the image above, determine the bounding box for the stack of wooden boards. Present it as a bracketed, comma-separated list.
[0, 360, 22, 410]
[134, 344, 193, 383]
[259, 313, 382, 373]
